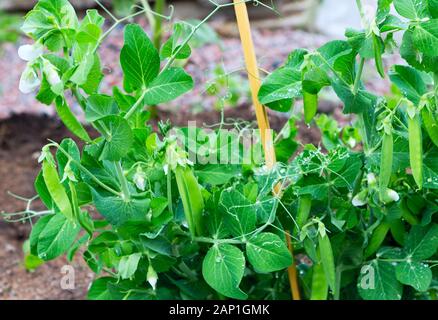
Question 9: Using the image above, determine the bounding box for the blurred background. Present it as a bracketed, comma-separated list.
[0, 0, 392, 299]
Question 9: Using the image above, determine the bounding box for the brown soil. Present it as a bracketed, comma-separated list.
[0, 106, 321, 300]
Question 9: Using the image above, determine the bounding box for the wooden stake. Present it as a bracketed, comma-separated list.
[232, 0, 301, 300]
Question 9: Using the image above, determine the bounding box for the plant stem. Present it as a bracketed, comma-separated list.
[167, 171, 173, 215]
[124, 90, 147, 120]
[153, 0, 165, 50]
[116, 161, 130, 201]
[51, 141, 121, 196]
[353, 58, 365, 95]
[434, 73, 438, 107]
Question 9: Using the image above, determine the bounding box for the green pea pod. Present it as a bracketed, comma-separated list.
[390, 219, 406, 246]
[174, 166, 204, 237]
[373, 33, 385, 78]
[311, 262, 328, 300]
[408, 114, 423, 189]
[55, 97, 91, 143]
[379, 131, 393, 199]
[294, 195, 312, 236]
[364, 222, 390, 258]
[318, 234, 336, 295]
[422, 107, 438, 148]
[400, 199, 420, 226]
[42, 159, 74, 221]
[303, 92, 318, 124]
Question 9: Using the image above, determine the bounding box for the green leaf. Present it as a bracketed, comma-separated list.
[393, 0, 428, 19]
[34, 171, 54, 210]
[29, 214, 54, 256]
[389, 65, 427, 104]
[246, 232, 292, 273]
[395, 261, 432, 291]
[121, 24, 160, 92]
[195, 164, 241, 186]
[98, 115, 134, 161]
[55, 97, 91, 142]
[405, 224, 438, 260]
[91, 189, 151, 227]
[358, 260, 403, 300]
[412, 20, 438, 57]
[81, 54, 103, 94]
[22, 0, 78, 49]
[118, 253, 142, 279]
[220, 189, 256, 237]
[143, 67, 194, 105]
[88, 277, 114, 300]
[258, 67, 301, 112]
[37, 214, 80, 261]
[430, 0, 438, 18]
[331, 78, 378, 114]
[85, 94, 119, 122]
[202, 244, 247, 299]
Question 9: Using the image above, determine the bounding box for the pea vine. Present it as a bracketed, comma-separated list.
[3, 0, 438, 300]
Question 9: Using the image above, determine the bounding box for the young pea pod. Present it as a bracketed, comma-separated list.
[373, 33, 385, 78]
[364, 222, 390, 258]
[318, 234, 336, 296]
[303, 92, 318, 124]
[295, 195, 312, 235]
[174, 166, 204, 237]
[408, 114, 423, 189]
[42, 159, 74, 221]
[379, 131, 393, 200]
[311, 262, 328, 300]
[421, 107, 438, 148]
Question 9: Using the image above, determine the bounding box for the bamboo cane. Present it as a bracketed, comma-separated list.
[232, 0, 301, 300]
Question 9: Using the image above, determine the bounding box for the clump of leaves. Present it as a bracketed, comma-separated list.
[4, 0, 438, 300]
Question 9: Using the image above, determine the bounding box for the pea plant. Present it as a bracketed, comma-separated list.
[4, 0, 438, 300]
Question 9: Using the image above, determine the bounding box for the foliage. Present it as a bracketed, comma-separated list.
[5, 0, 438, 300]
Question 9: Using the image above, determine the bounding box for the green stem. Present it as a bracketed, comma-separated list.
[116, 161, 130, 201]
[353, 58, 365, 95]
[193, 236, 245, 245]
[50, 141, 120, 197]
[434, 73, 438, 107]
[153, 0, 165, 50]
[167, 171, 173, 215]
[124, 90, 147, 120]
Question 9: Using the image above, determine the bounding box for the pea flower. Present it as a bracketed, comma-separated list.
[352, 189, 368, 207]
[18, 43, 44, 94]
[147, 265, 158, 290]
[18, 43, 44, 62]
[19, 66, 41, 94]
[41, 58, 62, 88]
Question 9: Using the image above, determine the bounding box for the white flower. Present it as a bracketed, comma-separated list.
[19, 65, 41, 94]
[42, 58, 61, 87]
[381, 188, 400, 204]
[352, 190, 368, 207]
[147, 265, 158, 291]
[133, 167, 146, 191]
[18, 43, 43, 62]
[367, 173, 377, 186]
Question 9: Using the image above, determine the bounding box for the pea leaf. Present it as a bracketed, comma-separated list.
[118, 253, 142, 279]
[389, 65, 427, 104]
[29, 214, 54, 256]
[395, 261, 432, 291]
[37, 214, 80, 261]
[195, 164, 241, 186]
[98, 115, 134, 161]
[143, 67, 194, 105]
[85, 94, 119, 122]
[412, 20, 438, 57]
[258, 67, 301, 112]
[393, 0, 428, 19]
[246, 232, 292, 273]
[91, 189, 151, 227]
[430, 0, 438, 18]
[405, 224, 438, 260]
[121, 24, 160, 92]
[220, 189, 256, 237]
[202, 244, 247, 299]
[88, 277, 114, 300]
[358, 260, 403, 300]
